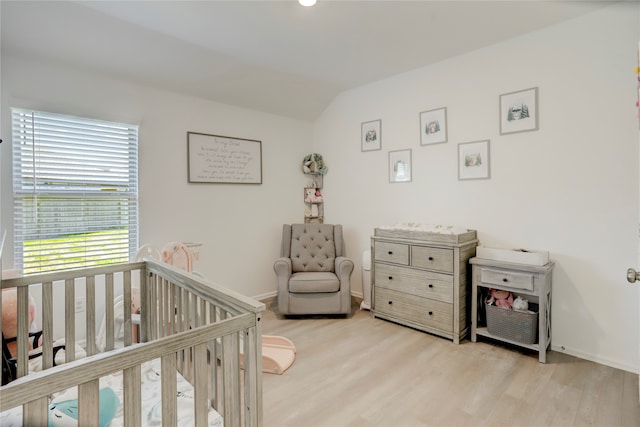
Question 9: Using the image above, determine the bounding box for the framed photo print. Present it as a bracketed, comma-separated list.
[458, 140, 490, 180]
[419, 107, 447, 145]
[389, 149, 412, 183]
[361, 119, 382, 151]
[500, 87, 538, 135]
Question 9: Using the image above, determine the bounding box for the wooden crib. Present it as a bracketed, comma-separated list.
[0, 258, 265, 426]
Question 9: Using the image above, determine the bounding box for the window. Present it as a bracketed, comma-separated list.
[12, 108, 139, 275]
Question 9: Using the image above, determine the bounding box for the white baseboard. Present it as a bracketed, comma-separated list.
[252, 290, 277, 302]
[551, 344, 639, 374]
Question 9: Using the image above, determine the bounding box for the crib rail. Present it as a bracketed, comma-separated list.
[0, 259, 265, 427]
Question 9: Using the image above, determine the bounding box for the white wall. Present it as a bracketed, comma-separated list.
[314, 3, 640, 372]
[1, 55, 312, 299]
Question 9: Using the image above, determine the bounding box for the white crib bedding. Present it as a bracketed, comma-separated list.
[0, 358, 224, 427]
[27, 340, 87, 373]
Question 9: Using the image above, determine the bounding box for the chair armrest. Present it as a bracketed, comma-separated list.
[273, 257, 292, 277]
[274, 257, 292, 292]
[335, 257, 354, 281]
[274, 257, 293, 314]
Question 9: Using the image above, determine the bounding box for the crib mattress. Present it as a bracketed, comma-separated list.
[0, 358, 224, 426]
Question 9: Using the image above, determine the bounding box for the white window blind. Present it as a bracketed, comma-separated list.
[12, 108, 139, 275]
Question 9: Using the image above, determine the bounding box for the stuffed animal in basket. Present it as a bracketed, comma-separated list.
[512, 295, 529, 312]
[486, 289, 513, 310]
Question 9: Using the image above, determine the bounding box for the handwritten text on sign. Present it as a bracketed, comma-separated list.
[188, 133, 262, 184]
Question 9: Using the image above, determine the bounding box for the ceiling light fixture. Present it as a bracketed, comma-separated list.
[299, 0, 317, 7]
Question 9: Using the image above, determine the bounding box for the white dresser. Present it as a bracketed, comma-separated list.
[371, 226, 478, 344]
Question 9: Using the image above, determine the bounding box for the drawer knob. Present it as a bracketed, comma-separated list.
[502, 278, 508, 282]
[427, 311, 433, 316]
[388, 251, 393, 255]
[388, 276, 393, 280]
[388, 301, 393, 305]
[428, 256, 434, 261]
[428, 284, 434, 288]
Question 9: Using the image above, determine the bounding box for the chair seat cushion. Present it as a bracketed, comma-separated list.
[289, 272, 340, 293]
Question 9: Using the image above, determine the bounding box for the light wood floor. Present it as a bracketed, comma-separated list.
[260, 299, 640, 427]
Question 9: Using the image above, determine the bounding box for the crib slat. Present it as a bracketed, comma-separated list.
[79, 379, 100, 426]
[23, 396, 48, 425]
[244, 322, 263, 427]
[163, 278, 170, 337]
[158, 278, 165, 337]
[16, 286, 29, 378]
[222, 332, 241, 427]
[41, 281, 54, 370]
[208, 302, 219, 409]
[188, 291, 195, 379]
[140, 269, 150, 343]
[65, 279, 76, 362]
[169, 283, 175, 336]
[199, 298, 206, 328]
[105, 273, 115, 351]
[194, 342, 208, 427]
[123, 364, 142, 426]
[150, 274, 158, 341]
[123, 270, 133, 346]
[86, 275, 97, 356]
[176, 286, 184, 373]
[161, 354, 178, 427]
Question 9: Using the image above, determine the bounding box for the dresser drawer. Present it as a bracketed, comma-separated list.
[375, 288, 453, 332]
[411, 245, 453, 272]
[374, 263, 453, 303]
[480, 268, 534, 291]
[374, 241, 409, 265]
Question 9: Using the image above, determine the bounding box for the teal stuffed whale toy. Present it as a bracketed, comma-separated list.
[48, 387, 119, 427]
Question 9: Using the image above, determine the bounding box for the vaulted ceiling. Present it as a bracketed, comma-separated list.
[1, 1, 616, 120]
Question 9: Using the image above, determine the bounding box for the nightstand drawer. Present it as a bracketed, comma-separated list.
[480, 268, 534, 291]
[374, 241, 409, 265]
[374, 264, 453, 303]
[374, 288, 453, 332]
[411, 245, 453, 272]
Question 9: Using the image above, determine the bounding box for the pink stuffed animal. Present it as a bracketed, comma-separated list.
[486, 289, 513, 310]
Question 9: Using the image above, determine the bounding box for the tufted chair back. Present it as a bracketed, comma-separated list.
[287, 224, 341, 273]
[281, 224, 344, 272]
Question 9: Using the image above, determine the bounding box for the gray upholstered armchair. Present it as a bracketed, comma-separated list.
[274, 224, 354, 315]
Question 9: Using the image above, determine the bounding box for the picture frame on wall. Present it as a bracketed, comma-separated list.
[419, 107, 447, 145]
[389, 149, 412, 183]
[361, 119, 382, 151]
[187, 132, 262, 184]
[458, 140, 490, 180]
[499, 87, 538, 135]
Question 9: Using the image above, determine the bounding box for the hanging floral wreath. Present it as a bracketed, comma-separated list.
[302, 153, 328, 175]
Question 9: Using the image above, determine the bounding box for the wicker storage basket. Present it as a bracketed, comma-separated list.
[486, 303, 538, 344]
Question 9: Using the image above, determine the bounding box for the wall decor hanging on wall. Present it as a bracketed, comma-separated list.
[458, 140, 490, 180]
[499, 87, 539, 135]
[187, 132, 262, 184]
[302, 152, 328, 174]
[419, 107, 448, 145]
[361, 119, 382, 151]
[389, 149, 412, 183]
